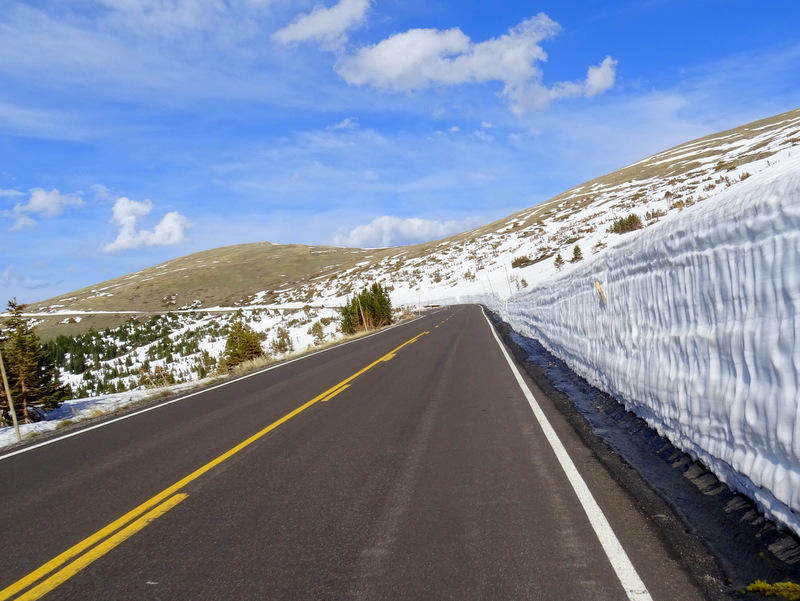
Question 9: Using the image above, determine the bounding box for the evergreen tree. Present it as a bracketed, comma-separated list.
[270, 327, 294, 355]
[341, 283, 392, 335]
[1, 300, 70, 424]
[571, 244, 583, 263]
[309, 321, 325, 345]
[220, 321, 264, 371]
[554, 253, 565, 270]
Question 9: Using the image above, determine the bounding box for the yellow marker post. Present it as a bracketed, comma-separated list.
[595, 281, 607, 305]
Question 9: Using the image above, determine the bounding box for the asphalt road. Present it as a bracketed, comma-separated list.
[0, 305, 712, 600]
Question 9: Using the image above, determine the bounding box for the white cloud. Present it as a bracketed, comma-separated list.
[585, 56, 618, 96]
[334, 14, 617, 115]
[333, 215, 482, 248]
[272, 0, 373, 49]
[4, 188, 84, 230]
[103, 197, 192, 253]
[328, 116, 359, 130]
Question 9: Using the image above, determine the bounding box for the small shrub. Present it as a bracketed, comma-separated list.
[608, 214, 643, 234]
[645, 208, 666, 221]
[745, 580, 800, 600]
[511, 255, 534, 269]
[220, 321, 264, 371]
[309, 321, 325, 345]
[270, 327, 294, 355]
[554, 253, 565, 270]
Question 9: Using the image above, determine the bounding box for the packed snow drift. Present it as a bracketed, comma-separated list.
[485, 154, 800, 535]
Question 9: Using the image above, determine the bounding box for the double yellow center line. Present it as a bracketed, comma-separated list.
[1, 331, 429, 601]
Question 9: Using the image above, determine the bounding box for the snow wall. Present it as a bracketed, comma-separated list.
[482, 155, 800, 535]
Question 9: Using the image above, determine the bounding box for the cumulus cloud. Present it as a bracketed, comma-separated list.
[329, 13, 616, 114]
[272, 0, 373, 49]
[333, 215, 482, 248]
[103, 197, 192, 253]
[3, 188, 84, 230]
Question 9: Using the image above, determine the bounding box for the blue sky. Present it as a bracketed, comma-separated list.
[1, 0, 799, 304]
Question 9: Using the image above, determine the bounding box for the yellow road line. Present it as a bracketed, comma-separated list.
[14, 494, 189, 601]
[320, 384, 350, 402]
[2, 330, 429, 600]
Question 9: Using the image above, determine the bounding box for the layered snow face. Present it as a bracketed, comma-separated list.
[490, 155, 800, 535]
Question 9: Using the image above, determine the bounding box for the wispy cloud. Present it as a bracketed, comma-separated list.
[103, 197, 192, 253]
[0, 102, 94, 140]
[328, 116, 360, 130]
[272, 0, 373, 50]
[0, 264, 56, 296]
[0, 2, 300, 110]
[3, 188, 84, 230]
[333, 215, 483, 248]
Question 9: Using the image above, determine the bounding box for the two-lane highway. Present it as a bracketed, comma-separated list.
[1, 306, 711, 600]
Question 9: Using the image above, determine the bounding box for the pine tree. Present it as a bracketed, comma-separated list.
[1, 300, 71, 424]
[220, 321, 264, 371]
[554, 253, 565, 270]
[309, 321, 325, 345]
[270, 327, 294, 355]
[341, 283, 392, 335]
[571, 244, 583, 263]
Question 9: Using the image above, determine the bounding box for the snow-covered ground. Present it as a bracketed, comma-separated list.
[0, 381, 204, 449]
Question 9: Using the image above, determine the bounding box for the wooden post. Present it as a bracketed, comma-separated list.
[0, 348, 21, 442]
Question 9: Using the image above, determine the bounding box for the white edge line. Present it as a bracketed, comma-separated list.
[0, 313, 431, 462]
[481, 308, 653, 601]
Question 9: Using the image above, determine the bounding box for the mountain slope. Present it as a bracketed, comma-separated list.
[15, 107, 799, 399]
[29, 108, 800, 334]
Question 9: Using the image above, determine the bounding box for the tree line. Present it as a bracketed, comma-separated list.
[1, 283, 392, 425]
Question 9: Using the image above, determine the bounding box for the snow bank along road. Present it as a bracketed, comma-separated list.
[1, 306, 711, 600]
[484, 152, 800, 537]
